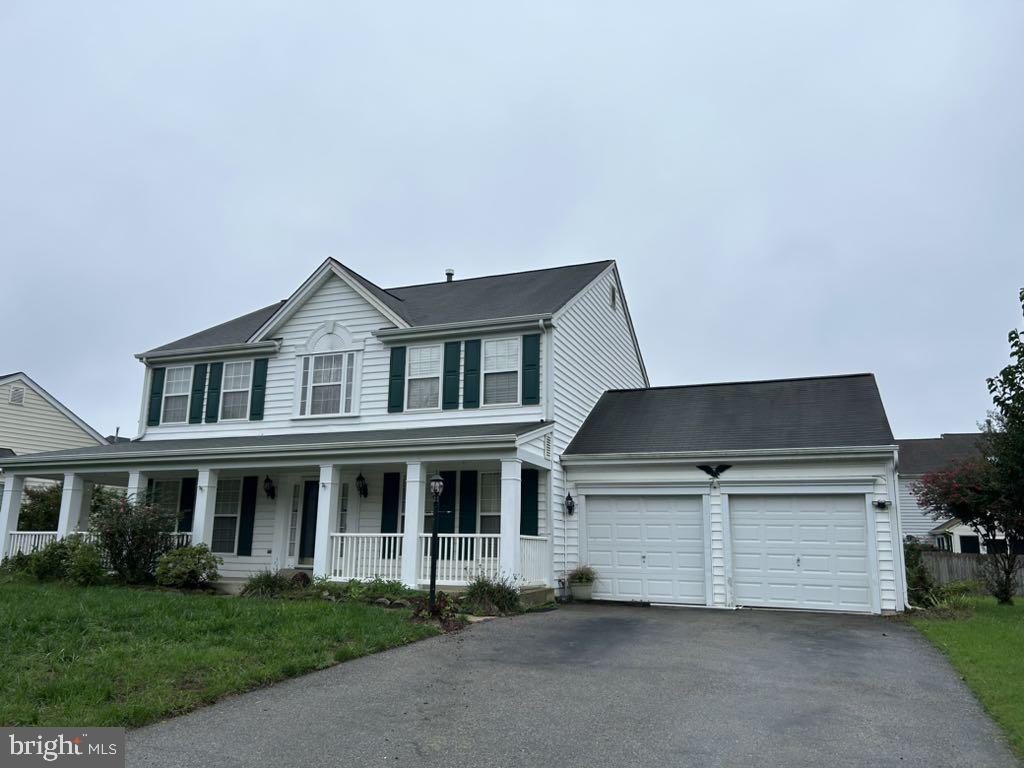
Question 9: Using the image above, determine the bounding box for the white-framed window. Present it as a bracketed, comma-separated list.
[161, 366, 192, 424]
[338, 482, 350, 533]
[211, 477, 242, 554]
[288, 483, 301, 557]
[151, 479, 184, 532]
[8, 386, 25, 405]
[478, 472, 501, 533]
[482, 338, 520, 406]
[220, 361, 252, 420]
[298, 352, 357, 416]
[406, 345, 442, 410]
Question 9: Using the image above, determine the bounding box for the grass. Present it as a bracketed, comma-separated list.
[0, 579, 439, 727]
[909, 597, 1024, 756]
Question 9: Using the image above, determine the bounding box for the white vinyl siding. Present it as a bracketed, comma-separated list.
[482, 338, 520, 406]
[0, 378, 105, 459]
[161, 366, 192, 424]
[898, 475, 944, 540]
[406, 345, 442, 410]
[220, 361, 252, 421]
[212, 478, 242, 554]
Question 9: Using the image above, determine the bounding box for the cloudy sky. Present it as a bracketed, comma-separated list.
[1, 2, 1021, 440]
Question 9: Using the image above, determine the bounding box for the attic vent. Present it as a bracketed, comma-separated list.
[543, 433, 552, 459]
[9, 386, 25, 405]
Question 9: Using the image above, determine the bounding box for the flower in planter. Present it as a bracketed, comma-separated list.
[567, 565, 597, 584]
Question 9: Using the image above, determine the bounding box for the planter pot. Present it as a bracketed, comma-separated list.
[569, 581, 593, 601]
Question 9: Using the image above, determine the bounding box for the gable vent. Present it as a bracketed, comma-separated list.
[543, 433, 552, 459]
[9, 386, 25, 405]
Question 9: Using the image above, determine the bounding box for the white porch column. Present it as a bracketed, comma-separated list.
[0, 475, 25, 557]
[499, 459, 522, 580]
[56, 473, 88, 538]
[313, 464, 342, 579]
[127, 470, 148, 499]
[401, 461, 425, 588]
[192, 469, 219, 548]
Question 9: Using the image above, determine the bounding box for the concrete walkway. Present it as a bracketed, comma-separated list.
[128, 604, 1018, 767]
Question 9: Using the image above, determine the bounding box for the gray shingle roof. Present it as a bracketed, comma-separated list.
[143, 261, 612, 356]
[0, 422, 550, 467]
[897, 433, 984, 475]
[564, 374, 895, 455]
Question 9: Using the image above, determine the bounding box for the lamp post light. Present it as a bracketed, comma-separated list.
[428, 472, 445, 613]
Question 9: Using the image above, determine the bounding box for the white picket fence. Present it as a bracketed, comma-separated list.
[418, 533, 502, 585]
[329, 533, 403, 581]
[6, 531, 58, 556]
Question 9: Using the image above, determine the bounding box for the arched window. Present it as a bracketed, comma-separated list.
[296, 321, 362, 416]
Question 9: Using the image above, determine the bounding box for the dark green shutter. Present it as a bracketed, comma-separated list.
[438, 470, 456, 533]
[146, 368, 165, 426]
[458, 471, 478, 534]
[188, 364, 207, 424]
[522, 334, 541, 405]
[520, 468, 539, 536]
[463, 340, 481, 408]
[249, 358, 268, 421]
[178, 477, 197, 533]
[204, 362, 223, 423]
[381, 472, 401, 533]
[442, 342, 461, 410]
[387, 347, 406, 413]
[236, 476, 259, 556]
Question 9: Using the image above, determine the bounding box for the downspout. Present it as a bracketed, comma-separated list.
[136, 366, 151, 440]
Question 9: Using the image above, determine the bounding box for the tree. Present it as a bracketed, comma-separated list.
[17, 483, 62, 531]
[89, 490, 177, 584]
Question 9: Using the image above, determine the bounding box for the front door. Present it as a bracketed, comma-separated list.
[298, 480, 318, 565]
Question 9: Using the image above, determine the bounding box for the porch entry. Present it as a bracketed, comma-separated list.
[298, 479, 318, 565]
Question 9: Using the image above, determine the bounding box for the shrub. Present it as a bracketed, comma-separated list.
[89, 491, 177, 584]
[29, 539, 76, 582]
[312, 577, 419, 603]
[904, 537, 936, 607]
[17, 483, 62, 531]
[567, 565, 597, 584]
[0, 551, 36, 578]
[155, 545, 221, 589]
[411, 591, 464, 630]
[66, 542, 107, 586]
[241, 570, 296, 598]
[461, 574, 521, 615]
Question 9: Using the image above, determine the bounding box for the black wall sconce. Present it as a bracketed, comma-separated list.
[565, 492, 576, 516]
[356, 473, 368, 498]
[263, 476, 277, 500]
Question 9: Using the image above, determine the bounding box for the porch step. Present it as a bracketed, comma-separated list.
[519, 585, 556, 608]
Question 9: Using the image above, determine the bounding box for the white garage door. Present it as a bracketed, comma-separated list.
[730, 494, 872, 613]
[585, 495, 706, 605]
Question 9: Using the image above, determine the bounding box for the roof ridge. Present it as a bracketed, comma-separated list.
[604, 372, 877, 394]
[384, 259, 614, 291]
[329, 259, 407, 304]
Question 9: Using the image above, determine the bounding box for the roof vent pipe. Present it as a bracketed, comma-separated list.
[445, 268, 455, 282]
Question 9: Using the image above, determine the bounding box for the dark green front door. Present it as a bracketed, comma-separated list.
[299, 480, 318, 563]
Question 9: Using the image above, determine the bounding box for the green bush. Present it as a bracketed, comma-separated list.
[462, 574, 521, 615]
[241, 570, 296, 598]
[567, 565, 597, 584]
[89, 491, 177, 583]
[904, 537, 937, 607]
[66, 542, 107, 586]
[29, 539, 76, 582]
[155, 545, 221, 589]
[0, 551, 36, 578]
[312, 577, 420, 603]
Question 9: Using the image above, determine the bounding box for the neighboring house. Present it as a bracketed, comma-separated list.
[896, 433, 985, 548]
[0, 259, 909, 613]
[0, 372, 108, 492]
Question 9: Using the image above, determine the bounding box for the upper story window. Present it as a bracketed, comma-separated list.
[299, 352, 357, 416]
[406, 345, 441, 410]
[483, 338, 520, 406]
[221, 361, 252, 420]
[161, 366, 192, 424]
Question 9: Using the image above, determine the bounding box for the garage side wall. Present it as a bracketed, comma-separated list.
[564, 454, 904, 613]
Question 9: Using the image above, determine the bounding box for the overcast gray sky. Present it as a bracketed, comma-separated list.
[1, 2, 1022, 440]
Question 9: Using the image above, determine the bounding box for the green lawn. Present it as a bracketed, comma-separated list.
[0, 580, 439, 727]
[910, 598, 1024, 756]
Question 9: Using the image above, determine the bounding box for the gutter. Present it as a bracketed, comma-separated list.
[374, 315, 553, 343]
[135, 340, 281, 364]
[560, 444, 901, 464]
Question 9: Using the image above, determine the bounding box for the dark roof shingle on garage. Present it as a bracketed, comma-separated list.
[564, 374, 895, 455]
[896, 433, 984, 475]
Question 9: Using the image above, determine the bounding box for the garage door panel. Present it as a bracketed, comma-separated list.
[730, 495, 872, 613]
[585, 495, 706, 605]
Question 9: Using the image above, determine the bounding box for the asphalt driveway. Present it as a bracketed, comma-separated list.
[128, 604, 1017, 767]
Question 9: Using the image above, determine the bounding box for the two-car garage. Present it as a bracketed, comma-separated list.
[562, 375, 907, 614]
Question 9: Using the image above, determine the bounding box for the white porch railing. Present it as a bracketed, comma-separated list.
[418, 533, 501, 585]
[6, 531, 57, 556]
[329, 533, 403, 582]
[519, 536, 548, 585]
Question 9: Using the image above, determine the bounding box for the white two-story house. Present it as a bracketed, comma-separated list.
[0, 260, 645, 589]
[1, 259, 909, 613]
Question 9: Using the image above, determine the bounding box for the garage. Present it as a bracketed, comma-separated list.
[585, 495, 706, 604]
[562, 374, 906, 614]
[729, 494, 873, 613]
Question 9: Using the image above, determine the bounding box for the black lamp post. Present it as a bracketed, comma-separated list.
[428, 472, 445, 613]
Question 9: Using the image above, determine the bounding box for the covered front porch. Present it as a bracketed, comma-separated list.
[0, 426, 554, 589]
